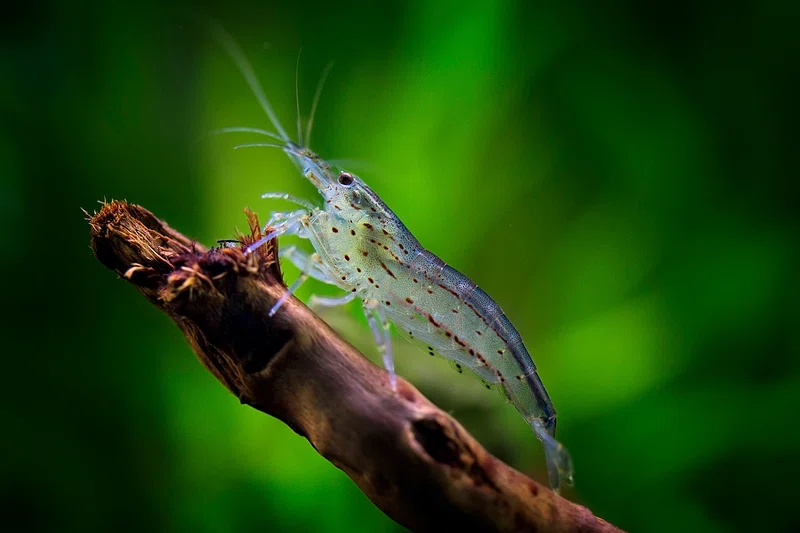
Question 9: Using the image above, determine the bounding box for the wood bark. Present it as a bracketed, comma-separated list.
[88, 200, 623, 533]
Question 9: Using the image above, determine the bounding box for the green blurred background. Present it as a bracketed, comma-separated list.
[2, 0, 798, 531]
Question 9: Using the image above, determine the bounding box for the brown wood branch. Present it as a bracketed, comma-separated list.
[87, 200, 624, 533]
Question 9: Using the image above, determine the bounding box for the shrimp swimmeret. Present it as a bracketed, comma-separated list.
[209, 25, 574, 492]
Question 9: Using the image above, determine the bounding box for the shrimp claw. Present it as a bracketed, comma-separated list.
[245, 211, 307, 255]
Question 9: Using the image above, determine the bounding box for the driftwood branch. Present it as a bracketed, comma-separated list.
[87, 200, 623, 533]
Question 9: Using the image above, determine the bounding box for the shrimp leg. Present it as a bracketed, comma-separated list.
[260, 191, 317, 211]
[261, 208, 308, 233]
[268, 250, 324, 317]
[280, 245, 335, 284]
[246, 210, 308, 254]
[279, 246, 357, 308]
[264, 209, 313, 240]
[363, 300, 396, 391]
[309, 292, 357, 308]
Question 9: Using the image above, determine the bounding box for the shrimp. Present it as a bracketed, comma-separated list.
[207, 23, 574, 492]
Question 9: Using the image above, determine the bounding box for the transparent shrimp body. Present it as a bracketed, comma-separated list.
[209, 24, 574, 491]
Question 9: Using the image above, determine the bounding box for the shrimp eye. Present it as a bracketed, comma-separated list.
[338, 172, 354, 186]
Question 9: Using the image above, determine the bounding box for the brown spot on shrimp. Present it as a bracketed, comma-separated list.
[465, 301, 482, 319]
[380, 262, 397, 279]
[437, 283, 459, 297]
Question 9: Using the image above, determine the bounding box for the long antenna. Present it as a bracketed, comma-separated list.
[202, 18, 291, 142]
[304, 60, 335, 148]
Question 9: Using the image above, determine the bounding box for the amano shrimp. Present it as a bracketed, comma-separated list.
[208, 24, 574, 492]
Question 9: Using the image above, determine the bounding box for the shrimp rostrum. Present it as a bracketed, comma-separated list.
[210, 25, 574, 492]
